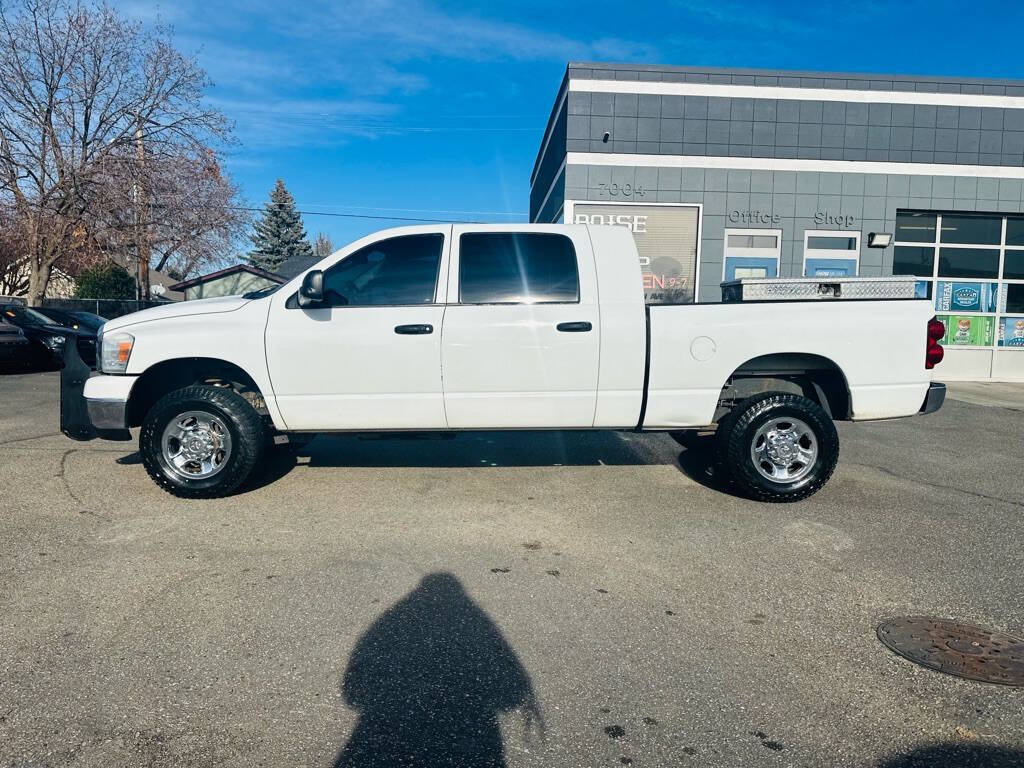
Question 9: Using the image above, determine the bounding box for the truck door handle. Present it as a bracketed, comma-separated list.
[556, 321, 592, 332]
[394, 324, 433, 335]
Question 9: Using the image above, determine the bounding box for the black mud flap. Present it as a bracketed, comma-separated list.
[919, 382, 946, 415]
[59, 329, 98, 441]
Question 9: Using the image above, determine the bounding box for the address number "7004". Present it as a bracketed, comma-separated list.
[596, 182, 647, 197]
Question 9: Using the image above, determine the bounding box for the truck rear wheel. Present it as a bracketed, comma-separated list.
[717, 392, 838, 503]
[140, 385, 265, 498]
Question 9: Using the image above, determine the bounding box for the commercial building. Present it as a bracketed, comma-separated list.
[531, 62, 1024, 380]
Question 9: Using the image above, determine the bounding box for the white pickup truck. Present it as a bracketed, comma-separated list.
[60, 223, 946, 501]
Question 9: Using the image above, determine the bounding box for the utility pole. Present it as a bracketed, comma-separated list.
[134, 117, 150, 301]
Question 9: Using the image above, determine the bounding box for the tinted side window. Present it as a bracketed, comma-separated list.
[459, 233, 579, 303]
[321, 234, 443, 306]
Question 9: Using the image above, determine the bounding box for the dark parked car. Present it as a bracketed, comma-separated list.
[35, 307, 107, 333]
[0, 303, 98, 369]
[0, 317, 31, 367]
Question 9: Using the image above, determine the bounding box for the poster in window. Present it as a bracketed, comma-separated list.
[803, 258, 857, 277]
[938, 314, 994, 346]
[572, 204, 699, 304]
[724, 256, 778, 281]
[998, 316, 1024, 347]
[934, 281, 997, 313]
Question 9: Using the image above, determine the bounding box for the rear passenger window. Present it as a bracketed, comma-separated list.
[459, 233, 579, 304]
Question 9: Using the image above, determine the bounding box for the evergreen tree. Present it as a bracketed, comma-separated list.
[248, 179, 312, 272]
[313, 232, 334, 259]
[74, 262, 137, 300]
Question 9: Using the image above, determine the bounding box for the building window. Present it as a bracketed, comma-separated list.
[893, 211, 1024, 350]
[937, 248, 1000, 279]
[940, 214, 1002, 245]
[569, 201, 701, 304]
[895, 211, 937, 243]
[802, 231, 860, 277]
[723, 228, 781, 280]
[893, 245, 935, 278]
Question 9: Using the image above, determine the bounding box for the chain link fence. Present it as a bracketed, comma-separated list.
[0, 296, 169, 320]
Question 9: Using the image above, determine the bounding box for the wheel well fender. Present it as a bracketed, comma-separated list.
[716, 353, 851, 421]
[126, 357, 267, 427]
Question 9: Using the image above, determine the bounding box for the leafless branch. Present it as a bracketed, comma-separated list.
[0, 0, 244, 303]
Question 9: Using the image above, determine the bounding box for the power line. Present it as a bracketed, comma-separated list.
[239, 124, 541, 133]
[0, 200, 526, 225]
[229, 206, 450, 223]
[285, 203, 528, 217]
[227, 109, 548, 119]
[229, 206, 528, 224]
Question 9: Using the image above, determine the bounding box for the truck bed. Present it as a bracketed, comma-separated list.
[643, 298, 935, 428]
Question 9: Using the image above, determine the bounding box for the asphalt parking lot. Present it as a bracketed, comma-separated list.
[1, 371, 1023, 768]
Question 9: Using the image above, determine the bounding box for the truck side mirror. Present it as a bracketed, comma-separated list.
[297, 269, 324, 307]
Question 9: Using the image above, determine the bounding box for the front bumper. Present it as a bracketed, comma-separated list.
[60, 333, 133, 441]
[86, 398, 129, 430]
[919, 382, 946, 415]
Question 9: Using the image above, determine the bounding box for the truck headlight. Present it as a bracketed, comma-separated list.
[99, 331, 134, 373]
[42, 334, 66, 351]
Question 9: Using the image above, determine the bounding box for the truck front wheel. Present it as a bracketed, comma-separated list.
[717, 392, 839, 503]
[140, 385, 265, 498]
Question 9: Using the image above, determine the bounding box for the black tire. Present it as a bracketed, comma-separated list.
[716, 392, 839, 503]
[140, 385, 265, 498]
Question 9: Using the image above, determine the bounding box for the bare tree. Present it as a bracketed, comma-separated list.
[313, 231, 334, 259]
[0, 0, 240, 304]
[0, 203, 99, 295]
[0, 207, 27, 295]
[94, 147, 250, 283]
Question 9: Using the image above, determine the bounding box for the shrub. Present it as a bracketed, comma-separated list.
[74, 262, 136, 300]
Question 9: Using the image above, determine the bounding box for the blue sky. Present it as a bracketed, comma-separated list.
[117, 0, 1024, 251]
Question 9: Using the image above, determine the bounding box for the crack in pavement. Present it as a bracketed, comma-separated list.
[850, 461, 1024, 509]
[3, 436, 129, 453]
[0, 431, 60, 447]
[55, 448, 111, 521]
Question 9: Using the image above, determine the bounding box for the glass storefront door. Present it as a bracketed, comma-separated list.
[803, 231, 861, 277]
[723, 229, 781, 280]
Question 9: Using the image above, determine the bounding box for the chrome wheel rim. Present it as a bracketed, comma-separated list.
[750, 416, 818, 483]
[161, 410, 232, 480]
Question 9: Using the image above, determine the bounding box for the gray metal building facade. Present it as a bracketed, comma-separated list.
[531, 62, 1024, 380]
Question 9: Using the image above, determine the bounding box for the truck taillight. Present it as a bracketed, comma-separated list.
[926, 316, 944, 369]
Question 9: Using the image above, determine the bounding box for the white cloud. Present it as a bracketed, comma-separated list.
[279, 0, 660, 64]
[114, 0, 662, 151]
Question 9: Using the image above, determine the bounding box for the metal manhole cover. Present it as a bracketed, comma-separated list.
[877, 617, 1024, 686]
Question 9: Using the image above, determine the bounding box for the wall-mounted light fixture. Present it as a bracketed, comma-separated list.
[867, 232, 892, 248]
[602, 131, 610, 143]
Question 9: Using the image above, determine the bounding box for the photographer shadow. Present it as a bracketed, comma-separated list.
[334, 572, 542, 768]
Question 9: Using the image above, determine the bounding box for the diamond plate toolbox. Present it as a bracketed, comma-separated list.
[721, 277, 920, 302]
